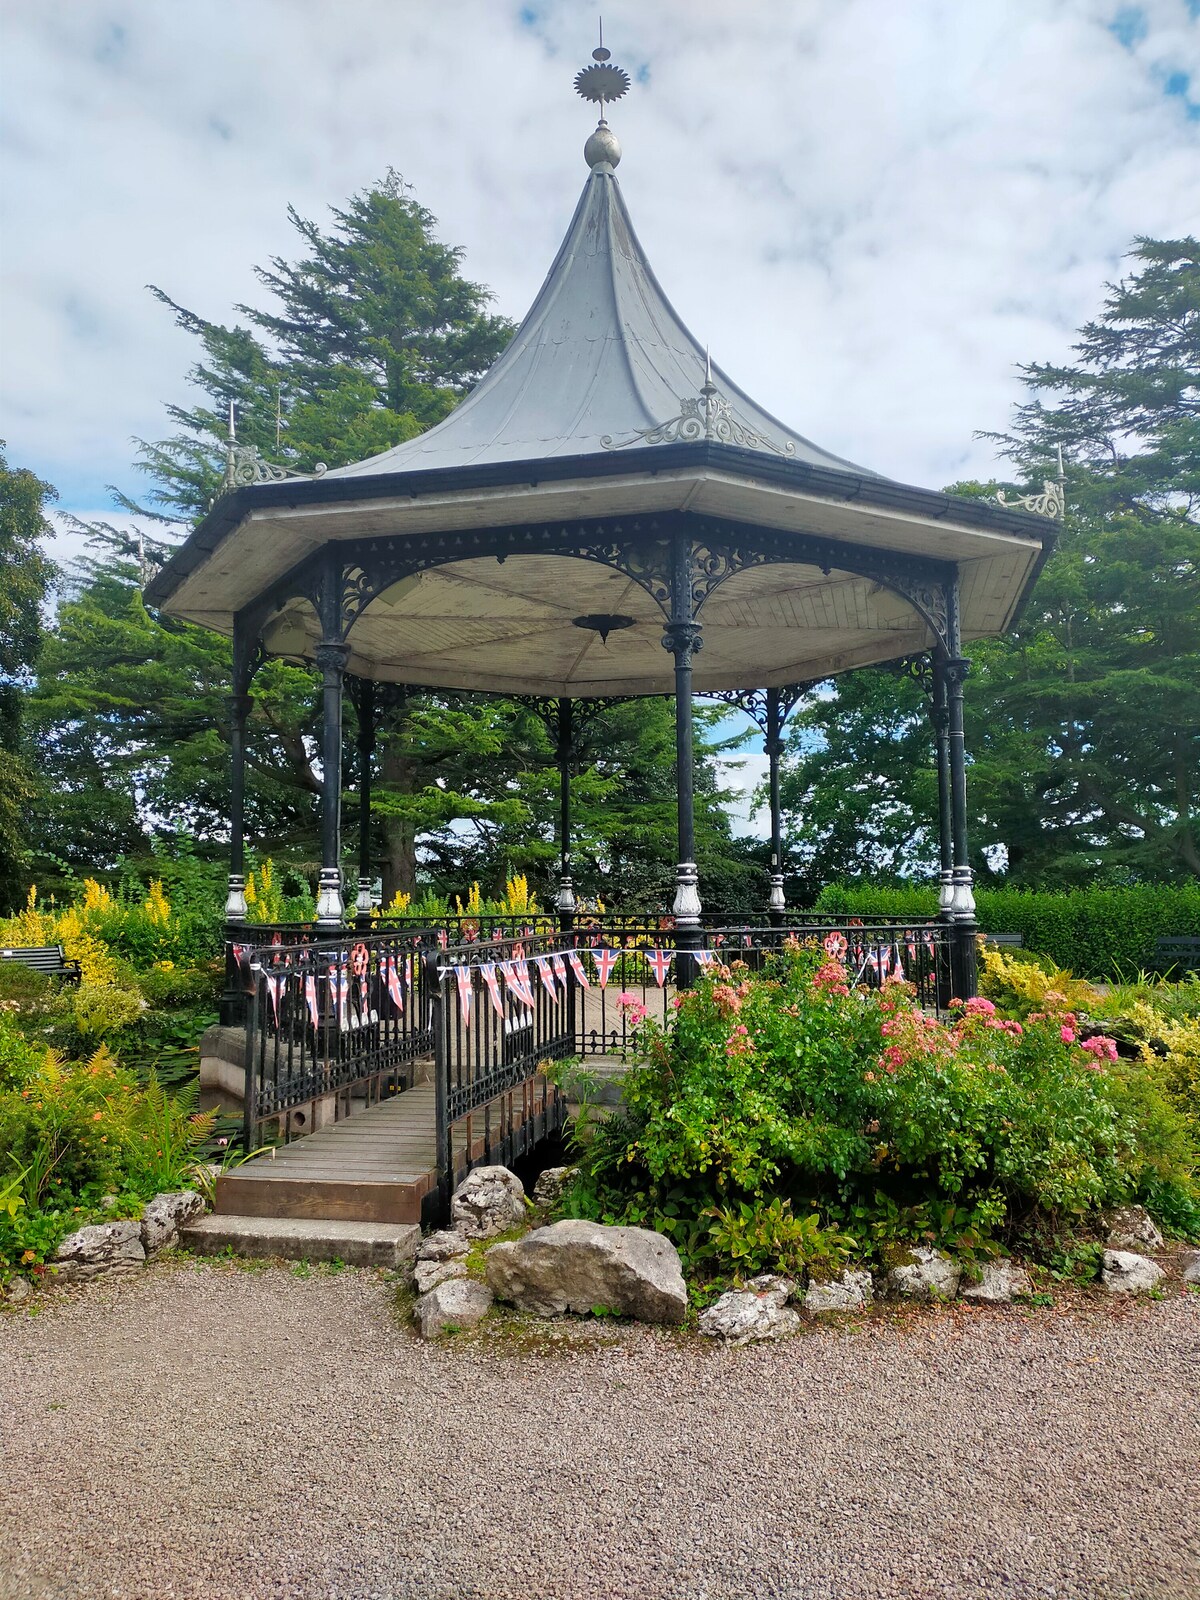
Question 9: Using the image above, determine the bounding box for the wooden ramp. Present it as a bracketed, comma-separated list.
[216, 1083, 439, 1226]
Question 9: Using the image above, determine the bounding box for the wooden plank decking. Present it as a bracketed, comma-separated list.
[216, 1083, 439, 1225]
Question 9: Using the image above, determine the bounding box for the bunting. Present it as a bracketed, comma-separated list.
[566, 950, 590, 988]
[502, 960, 535, 1010]
[535, 956, 559, 1002]
[454, 965, 473, 1027]
[592, 948, 618, 988]
[304, 972, 320, 1030]
[480, 962, 506, 1019]
[694, 949, 715, 969]
[385, 955, 404, 1013]
[648, 948, 673, 986]
[551, 953, 569, 990]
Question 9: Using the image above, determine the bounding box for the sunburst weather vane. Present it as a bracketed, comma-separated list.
[573, 20, 631, 106]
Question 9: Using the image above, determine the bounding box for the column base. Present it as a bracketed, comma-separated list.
[315, 868, 345, 927]
[224, 874, 249, 922]
[767, 871, 786, 926]
[354, 876, 374, 925]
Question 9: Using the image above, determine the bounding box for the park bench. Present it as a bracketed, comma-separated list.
[1154, 936, 1200, 976]
[0, 944, 82, 984]
[981, 932, 1024, 949]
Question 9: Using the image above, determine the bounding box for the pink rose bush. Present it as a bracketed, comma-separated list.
[568, 939, 1193, 1275]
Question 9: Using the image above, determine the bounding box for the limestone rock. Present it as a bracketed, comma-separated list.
[698, 1289, 801, 1346]
[53, 1221, 145, 1283]
[742, 1273, 796, 1305]
[1103, 1205, 1164, 1252]
[532, 1165, 577, 1210]
[449, 1166, 527, 1239]
[961, 1260, 1033, 1304]
[417, 1229, 471, 1263]
[1101, 1249, 1165, 1295]
[1181, 1251, 1200, 1287]
[804, 1269, 875, 1314]
[413, 1258, 467, 1295]
[414, 1276, 493, 1338]
[5, 1276, 32, 1307]
[887, 1246, 961, 1302]
[141, 1191, 206, 1255]
[485, 1219, 687, 1324]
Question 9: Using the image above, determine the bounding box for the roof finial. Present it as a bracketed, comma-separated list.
[576, 23, 629, 170]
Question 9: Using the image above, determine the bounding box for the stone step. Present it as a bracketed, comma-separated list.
[181, 1213, 421, 1268]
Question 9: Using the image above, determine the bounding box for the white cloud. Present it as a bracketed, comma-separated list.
[1, 0, 1197, 514]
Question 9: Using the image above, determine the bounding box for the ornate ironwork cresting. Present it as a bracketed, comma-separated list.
[603, 351, 797, 458]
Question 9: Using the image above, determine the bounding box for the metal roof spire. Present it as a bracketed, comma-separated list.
[575, 21, 628, 169]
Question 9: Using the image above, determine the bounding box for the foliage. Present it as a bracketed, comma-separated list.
[781, 238, 1199, 889]
[0, 1015, 218, 1276]
[0, 447, 56, 910]
[566, 943, 1197, 1274]
[815, 881, 1200, 978]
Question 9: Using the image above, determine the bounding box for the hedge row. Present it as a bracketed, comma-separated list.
[811, 883, 1200, 980]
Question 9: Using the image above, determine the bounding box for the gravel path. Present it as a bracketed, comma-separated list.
[2, 1261, 1198, 1600]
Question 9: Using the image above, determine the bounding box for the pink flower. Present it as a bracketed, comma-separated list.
[670, 996, 685, 1011]
[963, 997, 996, 1016]
[999, 1019, 1023, 1036]
[1081, 1034, 1118, 1063]
[1061, 1026, 1077, 1044]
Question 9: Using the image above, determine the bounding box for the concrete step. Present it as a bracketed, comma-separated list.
[181, 1213, 421, 1268]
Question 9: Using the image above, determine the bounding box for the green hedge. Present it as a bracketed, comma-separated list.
[812, 883, 1200, 980]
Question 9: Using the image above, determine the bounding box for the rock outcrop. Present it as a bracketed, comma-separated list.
[414, 1277, 494, 1338]
[961, 1260, 1033, 1304]
[485, 1219, 687, 1324]
[887, 1246, 961, 1302]
[449, 1166, 527, 1239]
[1100, 1249, 1165, 1295]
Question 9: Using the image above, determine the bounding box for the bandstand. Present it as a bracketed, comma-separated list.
[146, 43, 1057, 1225]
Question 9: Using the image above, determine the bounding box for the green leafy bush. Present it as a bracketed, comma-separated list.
[0, 1013, 217, 1278]
[814, 883, 1200, 979]
[568, 943, 1197, 1274]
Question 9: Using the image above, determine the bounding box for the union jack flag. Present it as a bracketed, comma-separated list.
[535, 956, 559, 1001]
[502, 960, 535, 1010]
[566, 950, 590, 987]
[385, 956, 404, 1013]
[695, 949, 715, 969]
[454, 965, 473, 1027]
[480, 962, 505, 1018]
[648, 948, 673, 986]
[304, 973, 319, 1029]
[551, 953, 569, 989]
[593, 948, 618, 988]
[328, 963, 350, 1028]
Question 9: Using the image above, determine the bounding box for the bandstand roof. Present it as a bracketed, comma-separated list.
[146, 80, 1052, 699]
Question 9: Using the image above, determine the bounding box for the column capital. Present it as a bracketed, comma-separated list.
[942, 656, 972, 688]
[228, 691, 253, 721]
[763, 735, 785, 760]
[315, 640, 351, 676]
[661, 621, 703, 663]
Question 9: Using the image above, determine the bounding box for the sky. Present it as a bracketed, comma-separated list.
[2, 0, 1198, 834]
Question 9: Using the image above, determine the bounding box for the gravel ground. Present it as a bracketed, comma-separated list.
[2, 1261, 1198, 1600]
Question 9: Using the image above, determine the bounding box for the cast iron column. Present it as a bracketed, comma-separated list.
[944, 579, 976, 998]
[931, 656, 954, 916]
[315, 640, 350, 927]
[354, 676, 376, 927]
[929, 655, 954, 1007]
[663, 535, 701, 984]
[554, 697, 576, 931]
[220, 621, 253, 1026]
[765, 687, 786, 925]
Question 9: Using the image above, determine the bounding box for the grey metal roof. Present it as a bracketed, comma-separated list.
[324, 161, 873, 480]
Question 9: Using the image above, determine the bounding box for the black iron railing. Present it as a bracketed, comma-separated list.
[234, 916, 953, 1208]
[237, 926, 437, 1147]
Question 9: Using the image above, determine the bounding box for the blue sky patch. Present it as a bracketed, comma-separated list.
[1108, 5, 1148, 49]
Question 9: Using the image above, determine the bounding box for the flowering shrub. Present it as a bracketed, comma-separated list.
[0, 1012, 217, 1279]
[566, 941, 1198, 1273]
